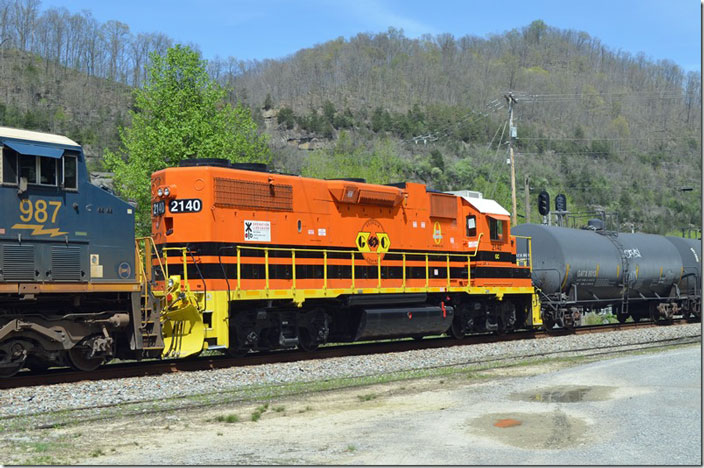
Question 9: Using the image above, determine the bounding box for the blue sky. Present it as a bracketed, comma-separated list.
[43, 0, 701, 72]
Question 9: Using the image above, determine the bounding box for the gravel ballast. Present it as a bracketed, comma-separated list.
[0, 324, 700, 418]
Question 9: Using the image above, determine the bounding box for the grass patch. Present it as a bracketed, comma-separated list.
[346, 444, 357, 452]
[90, 449, 104, 458]
[582, 312, 619, 325]
[251, 403, 269, 422]
[357, 393, 377, 402]
[273, 406, 285, 413]
[215, 414, 240, 423]
[21, 455, 57, 465]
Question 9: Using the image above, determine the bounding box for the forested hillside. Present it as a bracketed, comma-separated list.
[0, 0, 700, 234]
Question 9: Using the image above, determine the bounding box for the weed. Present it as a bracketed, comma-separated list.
[216, 414, 240, 423]
[251, 404, 269, 421]
[357, 393, 377, 402]
[346, 444, 357, 452]
[90, 449, 104, 458]
[439, 380, 445, 384]
[22, 455, 56, 465]
[273, 406, 285, 413]
[29, 442, 50, 452]
[217, 432, 223, 436]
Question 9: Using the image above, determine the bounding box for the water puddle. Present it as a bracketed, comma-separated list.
[510, 385, 616, 403]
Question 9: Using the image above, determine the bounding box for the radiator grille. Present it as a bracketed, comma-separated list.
[51, 247, 81, 281]
[357, 189, 400, 207]
[214, 177, 293, 211]
[430, 193, 457, 218]
[2, 245, 35, 281]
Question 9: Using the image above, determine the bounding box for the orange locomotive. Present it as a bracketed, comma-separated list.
[149, 159, 537, 357]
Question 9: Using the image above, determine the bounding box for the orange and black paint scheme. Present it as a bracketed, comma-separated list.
[151, 159, 538, 358]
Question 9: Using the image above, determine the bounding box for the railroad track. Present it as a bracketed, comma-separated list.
[0, 319, 691, 390]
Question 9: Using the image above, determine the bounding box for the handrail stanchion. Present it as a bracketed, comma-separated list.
[377, 253, 381, 290]
[265, 248, 269, 294]
[446, 254, 451, 289]
[402, 253, 406, 291]
[236, 246, 241, 297]
[291, 250, 296, 293]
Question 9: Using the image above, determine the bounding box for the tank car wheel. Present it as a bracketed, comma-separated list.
[65, 345, 104, 372]
[298, 328, 319, 352]
[616, 313, 629, 324]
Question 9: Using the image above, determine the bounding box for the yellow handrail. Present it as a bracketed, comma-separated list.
[511, 234, 533, 270]
[170, 239, 499, 298]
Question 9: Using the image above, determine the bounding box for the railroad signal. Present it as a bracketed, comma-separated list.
[538, 191, 550, 216]
[555, 193, 567, 212]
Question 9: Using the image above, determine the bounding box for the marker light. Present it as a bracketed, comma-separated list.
[163, 187, 170, 197]
[157, 188, 164, 197]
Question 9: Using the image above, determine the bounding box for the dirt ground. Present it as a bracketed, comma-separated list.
[2, 344, 700, 465]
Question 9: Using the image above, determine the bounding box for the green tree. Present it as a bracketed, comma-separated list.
[105, 45, 269, 233]
[277, 106, 296, 129]
[263, 93, 273, 110]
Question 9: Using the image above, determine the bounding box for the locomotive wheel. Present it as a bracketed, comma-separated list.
[298, 328, 319, 352]
[25, 357, 51, 372]
[66, 345, 104, 372]
[0, 363, 22, 378]
[449, 319, 465, 340]
[542, 318, 555, 330]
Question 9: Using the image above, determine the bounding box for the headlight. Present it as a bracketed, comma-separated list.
[168, 278, 174, 288]
[157, 188, 163, 197]
[164, 187, 170, 197]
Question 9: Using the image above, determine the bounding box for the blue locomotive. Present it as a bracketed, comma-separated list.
[0, 127, 161, 376]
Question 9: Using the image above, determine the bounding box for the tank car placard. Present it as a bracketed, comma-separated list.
[244, 220, 271, 242]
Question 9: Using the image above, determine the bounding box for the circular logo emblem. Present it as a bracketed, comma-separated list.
[356, 219, 391, 264]
[118, 262, 132, 279]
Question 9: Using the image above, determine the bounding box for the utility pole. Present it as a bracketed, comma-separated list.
[524, 175, 530, 224]
[505, 92, 518, 226]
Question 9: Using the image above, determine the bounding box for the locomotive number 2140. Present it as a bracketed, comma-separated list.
[169, 198, 202, 213]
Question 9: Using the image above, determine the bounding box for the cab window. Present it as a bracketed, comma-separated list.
[489, 217, 505, 242]
[63, 154, 77, 189]
[466, 215, 476, 237]
[40, 157, 57, 185]
[18, 156, 37, 184]
[1, 147, 18, 185]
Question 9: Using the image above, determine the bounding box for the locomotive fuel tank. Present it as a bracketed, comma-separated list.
[513, 224, 684, 301]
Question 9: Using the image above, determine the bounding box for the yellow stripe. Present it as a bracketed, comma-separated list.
[560, 264, 570, 291]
